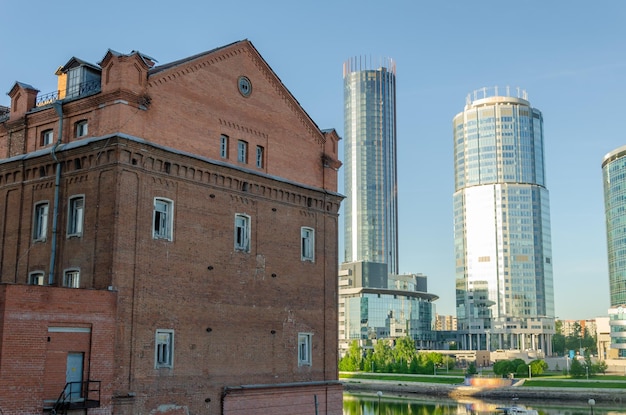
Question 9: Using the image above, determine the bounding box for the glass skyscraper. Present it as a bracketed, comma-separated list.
[453, 87, 555, 353]
[602, 146, 626, 357]
[343, 57, 398, 275]
[338, 58, 437, 355]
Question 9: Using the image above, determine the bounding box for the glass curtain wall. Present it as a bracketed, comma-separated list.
[343, 57, 398, 275]
[602, 146, 626, 357]
[453, 88, 555, 352]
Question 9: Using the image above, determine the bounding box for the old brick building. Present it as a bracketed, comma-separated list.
[0, 40, 343, 414]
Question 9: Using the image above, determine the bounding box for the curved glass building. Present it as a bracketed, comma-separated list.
[453, 87, 555, 353]
[343, 57, 398, 274]
[602, 146, 626, 357]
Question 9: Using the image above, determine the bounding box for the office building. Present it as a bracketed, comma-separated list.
[602, 145, 626, 358]
[453, 87, 555, 353]
[338, 262, 438, 352]
[342, 57, 398, 274]
[339, 58, 437, 354]
[0, 40, 343, 414]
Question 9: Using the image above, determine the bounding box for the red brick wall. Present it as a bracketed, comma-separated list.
[0, 284, 116, 414]
[0, 39, 343, 414]
[223, 382, 344, 415]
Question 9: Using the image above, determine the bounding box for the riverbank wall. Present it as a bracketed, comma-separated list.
[341, 379, 625, 406]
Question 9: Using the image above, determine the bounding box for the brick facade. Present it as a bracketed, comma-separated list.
[0, 40, 342, 414]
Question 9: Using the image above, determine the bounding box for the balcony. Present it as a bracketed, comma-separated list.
[36, 79, 101, 107]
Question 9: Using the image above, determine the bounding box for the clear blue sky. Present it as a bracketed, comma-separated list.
[2, 1, 625, 320]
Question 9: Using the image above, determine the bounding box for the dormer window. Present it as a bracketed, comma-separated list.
[61, 59, 101, 100]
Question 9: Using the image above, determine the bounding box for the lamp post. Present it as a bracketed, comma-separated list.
[377, 391, 383, 415]
[588, 398, 595, 415]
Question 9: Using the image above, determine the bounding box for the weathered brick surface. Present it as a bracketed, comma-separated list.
[0, 284, 116, 414]
[0, 40, 343, 414]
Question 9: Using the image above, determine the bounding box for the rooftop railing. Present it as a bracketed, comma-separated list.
[36, 79, 101, 107]
[466, 86, 529, 106]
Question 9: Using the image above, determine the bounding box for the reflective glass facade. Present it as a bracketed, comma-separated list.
[453, 88, 555, 352]
[343, 293, 435, 343]
[602, 146, 626, 357]
[343, 57, 398, 274]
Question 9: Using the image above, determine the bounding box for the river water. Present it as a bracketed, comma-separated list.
[343, 392, 626, 415]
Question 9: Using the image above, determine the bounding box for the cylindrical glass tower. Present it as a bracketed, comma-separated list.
[602, 146, 626, 357]
[343, 57, 398, 275]
[453, 87, 555, 352]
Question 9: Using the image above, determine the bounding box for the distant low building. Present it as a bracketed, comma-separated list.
[435, 314, 458, 331]
[338, 261, 438, 354]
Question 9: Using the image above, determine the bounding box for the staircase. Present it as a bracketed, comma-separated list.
[45, 381, 101, 414]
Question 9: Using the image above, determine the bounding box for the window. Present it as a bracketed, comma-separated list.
[29, 271, 45, 285]
[237, 140, 248, 163]
[41, 129, 54, 146]
[234, 213, 250, 252]
[298, 333, 312, 366]
[153, 198, 173, 240]
[155, 330, 174, 368]
[75, 120, 88, 138]
[63, 270, 80, 288]
[33, 202, 49, 241]
[256, 145, 264, 168]
[220, 135, 229, 158]
[67, 196, 84, 237]
[301, 227, 315, 262]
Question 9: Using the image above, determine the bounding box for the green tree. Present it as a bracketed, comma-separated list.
[493, 359, 527, 377]
[394, 336, 417, 369]
[443, 355, 456, 371]
[592, 360, 608, 375]
[338, 340, 362, 371]
[493, 360, 514, 376]
[466, 361, 478, 376]
[362, 349, 374, 372]
[552, 333, 565, 356]
[373, 339, 394, 373]
[529, 359, 548, 376]
[569, 357, 586, 377]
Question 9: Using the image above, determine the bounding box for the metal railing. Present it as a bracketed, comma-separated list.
[50, 380, 101, 414]
[36, 80, 101, 107]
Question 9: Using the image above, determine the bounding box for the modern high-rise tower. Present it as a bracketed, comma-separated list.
[342, 57, 398, 275]
[338, 58, 438, 354]
[453, 87, 555, 353]
[602, 146, 626, 358]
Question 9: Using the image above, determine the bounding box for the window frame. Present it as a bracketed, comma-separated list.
[237, 140, 248, 163]
[234, 213, 251, 252]
[220, 135, 229, 159]
[41, 129, 54, 146]
[75, 120, 88, 138]
[29, 271, 45, 286]
[33, 201, 49, 242]
[298, 333, 312, 366]
[301, 227, 315, 262]
[256, 145, 264, 168]
[155, 329, 175, 369]
[63, 269, 80, 288]
[67, 195, 85, 237]
[153, 198, 174, 241]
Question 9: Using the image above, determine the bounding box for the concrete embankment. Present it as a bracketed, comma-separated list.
[341, 379, 625, 406]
